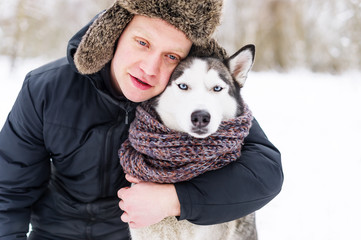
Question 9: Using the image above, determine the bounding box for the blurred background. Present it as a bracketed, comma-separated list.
[1, 0, 360, 73]
[1, 1, 361, 240]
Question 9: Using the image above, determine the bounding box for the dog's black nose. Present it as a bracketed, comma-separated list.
[191, 110, 211, 128]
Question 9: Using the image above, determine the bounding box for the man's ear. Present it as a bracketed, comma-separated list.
[227, 44, 255, 88]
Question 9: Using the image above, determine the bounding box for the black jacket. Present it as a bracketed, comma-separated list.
[0, 19, 283, 240]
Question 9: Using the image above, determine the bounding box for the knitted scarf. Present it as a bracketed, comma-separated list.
[119, 103, 253, 183]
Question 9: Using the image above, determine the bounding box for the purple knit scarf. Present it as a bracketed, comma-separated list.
[119, 103, 253, 183]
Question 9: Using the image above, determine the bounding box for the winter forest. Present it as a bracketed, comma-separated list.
[1, 0, 361, 239]
[1, 0, 360, 72]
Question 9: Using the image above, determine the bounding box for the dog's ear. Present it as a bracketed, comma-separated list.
[227, 44, 255, 88]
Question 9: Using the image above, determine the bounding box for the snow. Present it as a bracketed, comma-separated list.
[0, 57, 47, 127]
[1, 57, 361, 239]
[243, 71, 361, 240]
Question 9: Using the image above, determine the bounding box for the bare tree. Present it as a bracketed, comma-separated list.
[1, 0, 360, 72]
[0, 0, 113, 65]
[216, 0, 361, 72]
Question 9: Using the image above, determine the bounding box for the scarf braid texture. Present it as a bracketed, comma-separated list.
[119, 103, 253, 183]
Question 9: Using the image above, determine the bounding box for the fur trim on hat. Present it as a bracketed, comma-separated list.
[189, 38, 228, 60]
[74, 4, 133, 75]
[117, 0, 223, 45]
[74, 0, 223, 75]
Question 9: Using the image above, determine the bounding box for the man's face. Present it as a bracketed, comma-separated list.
[110, 15, 192, 102]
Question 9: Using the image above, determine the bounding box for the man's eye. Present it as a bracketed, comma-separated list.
[178, 83, 188, 90]
[213, 86, 223, 92]
[137, 40, 147, 47]
[167, 54, 179, 61]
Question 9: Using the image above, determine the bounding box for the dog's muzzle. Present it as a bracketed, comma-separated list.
[191, 110, 211, 136]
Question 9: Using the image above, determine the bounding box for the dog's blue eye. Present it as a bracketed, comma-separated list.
[178, 83, 188, 90]
[213, 86, 223, 92]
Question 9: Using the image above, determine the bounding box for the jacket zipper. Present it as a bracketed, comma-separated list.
[125, 109, 129, 125]
[86, 73, 135, 196]
[101, 108, 129, 197]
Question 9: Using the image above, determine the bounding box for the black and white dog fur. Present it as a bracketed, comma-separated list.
[130, 45, 257, 240]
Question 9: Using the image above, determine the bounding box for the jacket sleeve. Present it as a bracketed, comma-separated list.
[174, 118, 283, 225]
[0, 76, 51, 239]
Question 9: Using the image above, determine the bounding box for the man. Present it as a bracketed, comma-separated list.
[0, 0, 283, 239]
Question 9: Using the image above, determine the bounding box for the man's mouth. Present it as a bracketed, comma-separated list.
[130, 74, 152, 90]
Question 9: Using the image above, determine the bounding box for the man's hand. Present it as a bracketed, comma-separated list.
[118, 174, 181, 229]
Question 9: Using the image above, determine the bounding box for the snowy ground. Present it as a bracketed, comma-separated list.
[243, 70, 361, 240]
[1, 57, 361, 239]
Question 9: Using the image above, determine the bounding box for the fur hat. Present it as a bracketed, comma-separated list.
[74, 0, 224, 75]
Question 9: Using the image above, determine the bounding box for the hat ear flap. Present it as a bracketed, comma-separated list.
[227, 44, 255, 88]
[74, 4, 133, 75]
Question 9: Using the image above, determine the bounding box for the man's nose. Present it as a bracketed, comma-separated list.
[140, 53, 162, 76]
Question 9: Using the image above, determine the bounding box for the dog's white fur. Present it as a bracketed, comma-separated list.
[156, 59, 238, 138]
[130, 215, 257, 240]
[130, 45, 257, 240]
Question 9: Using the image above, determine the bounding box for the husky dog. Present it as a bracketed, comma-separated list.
[153, 44, 255, 139]
[128, 45, 257, 240]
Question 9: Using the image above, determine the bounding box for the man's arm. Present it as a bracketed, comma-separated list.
[0, 77, 50, 239]
[118, 118, 283, 227]
[175, 118, 283, 224]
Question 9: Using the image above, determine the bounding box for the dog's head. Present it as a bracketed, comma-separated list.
[151, 44, 255, 138]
